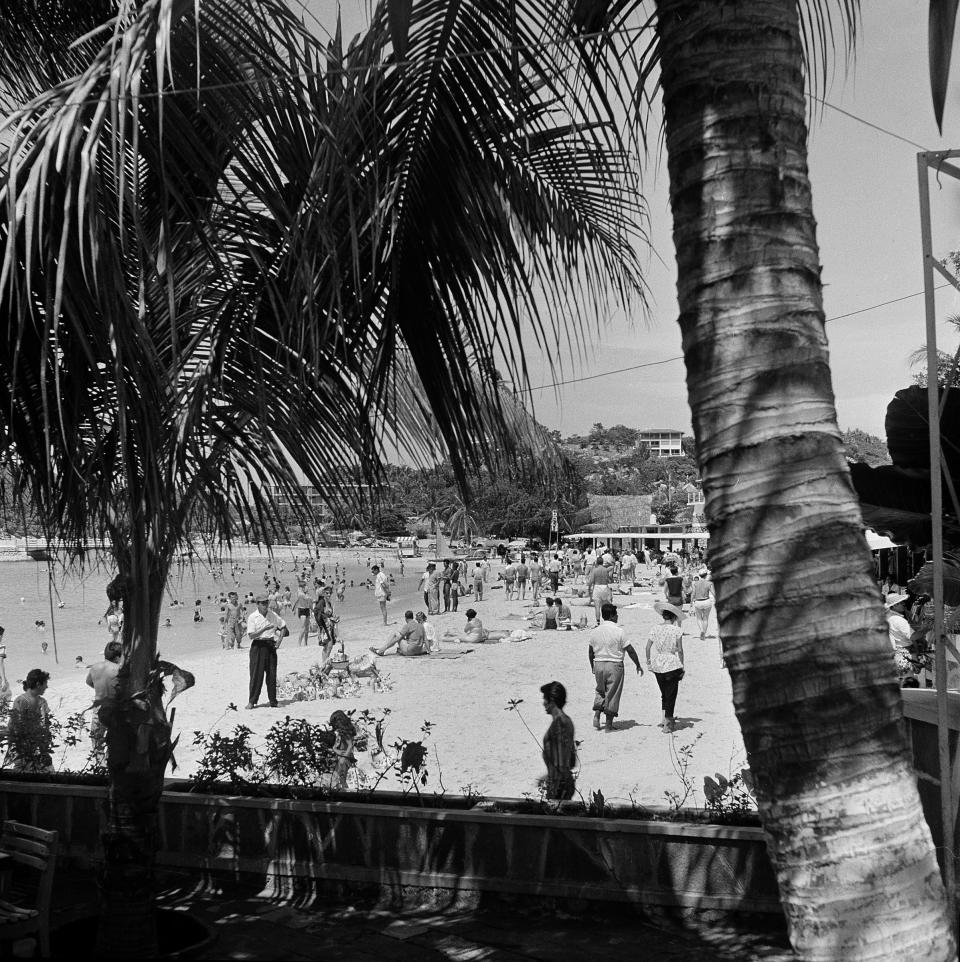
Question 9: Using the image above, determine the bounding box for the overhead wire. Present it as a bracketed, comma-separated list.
[812, 95, 931, 152]
[528, 283, 956, 391]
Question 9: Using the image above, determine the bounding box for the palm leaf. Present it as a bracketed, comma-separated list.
[0, 0, 647, 575]
[929, 0, 960, 131]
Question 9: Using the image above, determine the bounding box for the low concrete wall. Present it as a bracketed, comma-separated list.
[0, 779, 781, 913]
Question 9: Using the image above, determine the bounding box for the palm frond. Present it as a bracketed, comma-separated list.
[0, 0, 647, 576]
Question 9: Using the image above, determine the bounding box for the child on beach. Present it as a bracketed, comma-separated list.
[543, 598, 558, 630]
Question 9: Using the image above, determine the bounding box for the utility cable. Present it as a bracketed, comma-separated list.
[528, 282, 955, 391]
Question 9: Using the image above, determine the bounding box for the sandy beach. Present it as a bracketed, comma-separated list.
[0, 549, 747, 805]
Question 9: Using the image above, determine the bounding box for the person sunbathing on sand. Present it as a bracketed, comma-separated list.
[370, 610, 428, 657]
[443, 610, 511, 644]
[443, 609, 489, 644]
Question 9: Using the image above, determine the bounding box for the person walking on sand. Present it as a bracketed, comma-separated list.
[588, 603, 642, 733]
[516, 556, 529, 600]
[223, 590, 245, 649]
[528, 554, 542, 603]
[245, 592, 288, 709]
[419, 565, 432, 609]
[293, 580, 312, 647]
[539, 681, 577, 800]
[372, 565, 392, 626]
[314, 585, 339, 665]
[586, 557, 613, 625]
[620, 549, 638, 588]
[502, 558, 517, 600]
[103, 602, 123, 644]
[472, 561, 485, 601]
[646, 600, 686, 733]
[426, 563, 442, 615]
[690, 567, 715, 640]
[547, 553, 562, 593]
[660, 565, 685, 609]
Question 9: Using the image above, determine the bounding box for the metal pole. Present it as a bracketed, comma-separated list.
[45, 562, 59, 665]
[918, 151, 956, 927]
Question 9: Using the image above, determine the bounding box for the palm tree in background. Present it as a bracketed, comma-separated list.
[438, 492, 479, 545]
[0, 0, 644, 954]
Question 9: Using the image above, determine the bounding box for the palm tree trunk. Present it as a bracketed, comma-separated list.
[95, 554, 170, 957]
[655, 1, 955, 956]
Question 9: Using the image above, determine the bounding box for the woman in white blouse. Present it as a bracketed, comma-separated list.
[645, 600, 686, 733]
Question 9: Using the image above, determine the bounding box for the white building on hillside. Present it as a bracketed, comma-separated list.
[637, 429, 684, 458]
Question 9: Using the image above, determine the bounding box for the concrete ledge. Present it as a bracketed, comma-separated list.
[0, 778, 781, 914]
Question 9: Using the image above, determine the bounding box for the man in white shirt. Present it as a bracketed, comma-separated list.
[372, 565, 391, 626]
[588, 603, 642, 732]
[620, 551, 638, 587]
[547, 554, 563, 593]
[246, 592, 287, 709]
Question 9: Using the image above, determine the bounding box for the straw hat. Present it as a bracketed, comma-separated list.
[254, 591, 270, 603]
[654, 599, 685, 620]
[884, 593, 909, 610]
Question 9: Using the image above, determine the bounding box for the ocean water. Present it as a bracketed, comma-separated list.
[0, 548, 424, 683]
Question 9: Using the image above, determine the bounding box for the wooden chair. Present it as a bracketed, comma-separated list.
[0, 821, 58, 958]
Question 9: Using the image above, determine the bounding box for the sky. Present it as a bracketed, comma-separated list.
[306, 0, 960, 440]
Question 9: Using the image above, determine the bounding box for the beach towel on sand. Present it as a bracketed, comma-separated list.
[430, 649, 474, 659]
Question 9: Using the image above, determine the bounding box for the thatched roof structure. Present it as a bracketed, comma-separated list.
[583, 494, 652, 530]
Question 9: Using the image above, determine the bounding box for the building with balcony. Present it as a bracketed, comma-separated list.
[637, 429, 684, 458]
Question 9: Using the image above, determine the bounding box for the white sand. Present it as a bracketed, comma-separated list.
[7, 552, 748, 805]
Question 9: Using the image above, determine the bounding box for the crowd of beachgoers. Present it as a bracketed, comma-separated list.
[0, 542, 759, 804]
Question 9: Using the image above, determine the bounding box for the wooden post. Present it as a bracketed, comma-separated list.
[918, 150, 956, 930]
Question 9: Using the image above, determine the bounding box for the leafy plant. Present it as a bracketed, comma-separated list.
[703, 769, 757, 818]
[663, 734, 703, 814]
[190, 725, 260, 794]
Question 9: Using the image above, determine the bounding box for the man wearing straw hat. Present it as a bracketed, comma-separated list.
[884, 593, 913, 650]
[588, 603, 643, 733]
[245, 591, 288, 709]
